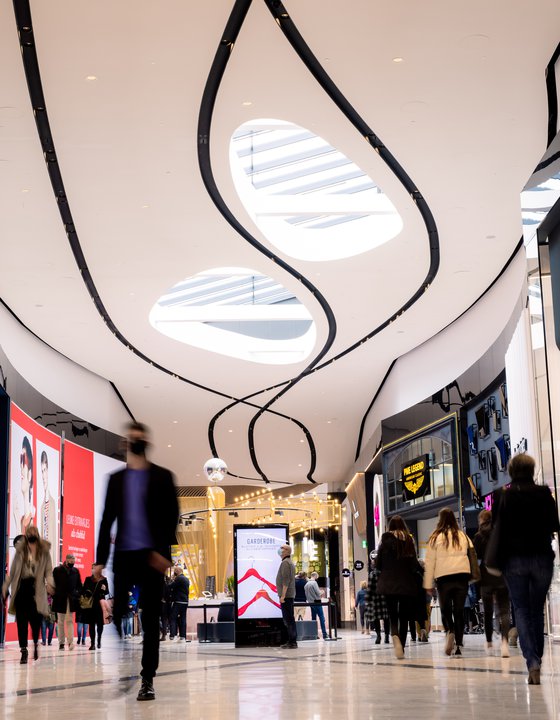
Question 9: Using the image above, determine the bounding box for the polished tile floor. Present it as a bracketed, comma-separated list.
[1, 629, 560, 719]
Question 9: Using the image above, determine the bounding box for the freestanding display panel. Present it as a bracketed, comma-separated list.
[234, 524, 289, 647]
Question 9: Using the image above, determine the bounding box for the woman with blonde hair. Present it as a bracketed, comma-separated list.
[423, 508, 473, 656]
[2, 525, 54, 664]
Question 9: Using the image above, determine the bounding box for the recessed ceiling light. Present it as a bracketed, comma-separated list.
[242, 101, 252, 106]
[86, 75, 97, 81]
[299, 439, 305, 443]
[167, 444, 172, 448]
[298, 464, 302, 467]
[393, 57, 404, 63]
[173, 420, 178, 424]
[228, 429, 233, 433]
[21, 189, 30, 193]
[327, 420, 332, 424]
[142, 204, 149, 209]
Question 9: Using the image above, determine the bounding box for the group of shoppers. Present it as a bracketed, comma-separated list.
[160, 566, 190, 642]
[3, 420, 558, 699]
[366, 452, 558, 686]
[2, 420, 179, 706]
[2, 539, 109, 662]
[276, 545, 329, 647]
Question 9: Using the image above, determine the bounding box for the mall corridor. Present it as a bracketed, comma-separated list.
[1, 631, 559, 719]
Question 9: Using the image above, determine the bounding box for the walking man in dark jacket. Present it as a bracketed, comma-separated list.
[276, 544, 297, 648]
[52, 553, 82, 650]
[94, 422, 178, 702]
[170, 566, 190, 642]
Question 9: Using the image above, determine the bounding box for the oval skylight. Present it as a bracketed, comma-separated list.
[150, 267, 316, 365]
[230, 119, 403, 261]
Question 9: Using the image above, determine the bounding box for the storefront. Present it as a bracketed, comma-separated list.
[380, 414, 461, 556]
[461, 373, 512, 529]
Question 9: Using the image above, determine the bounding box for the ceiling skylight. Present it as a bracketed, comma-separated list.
[150, 268, 316, 365]
[230, 119, 403, 261]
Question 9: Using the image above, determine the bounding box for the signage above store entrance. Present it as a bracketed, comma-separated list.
[401, 455, 430, 501]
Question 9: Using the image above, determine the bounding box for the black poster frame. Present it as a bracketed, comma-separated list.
[233, 523, 289, 648]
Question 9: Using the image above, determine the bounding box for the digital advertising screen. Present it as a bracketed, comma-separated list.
[234, 525, 288, 620]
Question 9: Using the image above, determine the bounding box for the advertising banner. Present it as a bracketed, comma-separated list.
[9, 404, 61, 555]
[7, 404, 61, 639]
[234, 526, 288, 620]
[62, 441, 95, 575]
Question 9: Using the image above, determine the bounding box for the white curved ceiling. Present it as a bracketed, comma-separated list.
[0, 0, 558, 488]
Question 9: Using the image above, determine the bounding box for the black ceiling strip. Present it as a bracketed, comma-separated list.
[11, 0, 318, 484]
[546, 41, 560, 147]
[533, 149, 560, 175]
[200, 0, 441, 483]
[246, 0, 439, 478]
[354, 237, 525, 460]
[208, 398, 317, 484]
[197, 0, 336, 484]
[108, 382, 136, 422]
[264, 0, 440, 376]
[354, 359, 397, 461]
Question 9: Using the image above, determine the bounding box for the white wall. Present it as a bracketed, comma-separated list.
[355, 248, 526, 473]
[505, 308, 540, 463]
[0, 302, 130, 434]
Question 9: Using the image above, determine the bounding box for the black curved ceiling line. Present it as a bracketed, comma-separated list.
[354, 237, 525, 461]
[11, 0, 318, 484]
[263, 0, 440, 373]
[201, 0, 440, 482]
[197, 0, 337, 484]
[546, 41, 560, 147]
[208, 398, 317, 483]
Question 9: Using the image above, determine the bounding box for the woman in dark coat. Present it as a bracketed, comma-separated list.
[489, 453, 559, 685]
[376, 515, 421, 659]
[473, 509, 510, 657]
[80, 564, 109, 650]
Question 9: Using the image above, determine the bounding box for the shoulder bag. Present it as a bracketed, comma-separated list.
[79, 581, 99, 610]
[466, 535, 481, 584]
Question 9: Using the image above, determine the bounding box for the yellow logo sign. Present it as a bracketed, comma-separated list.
[402, 457, 428, 497]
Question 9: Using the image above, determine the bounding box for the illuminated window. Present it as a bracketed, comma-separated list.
[150, 267, 316, 365]
[230, 119, 403, 261]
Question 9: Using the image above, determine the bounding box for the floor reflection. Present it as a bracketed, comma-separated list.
[1, 630, 559, 718]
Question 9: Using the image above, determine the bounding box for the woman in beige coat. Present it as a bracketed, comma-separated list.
[2, 525, 54, 664]
[423, 508, 473, 657]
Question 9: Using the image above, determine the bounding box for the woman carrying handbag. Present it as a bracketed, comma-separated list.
[80, 564, 109, 650]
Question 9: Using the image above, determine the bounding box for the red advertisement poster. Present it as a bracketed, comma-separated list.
[7, 404, 61, 641]
[62, 441, 95, 576]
